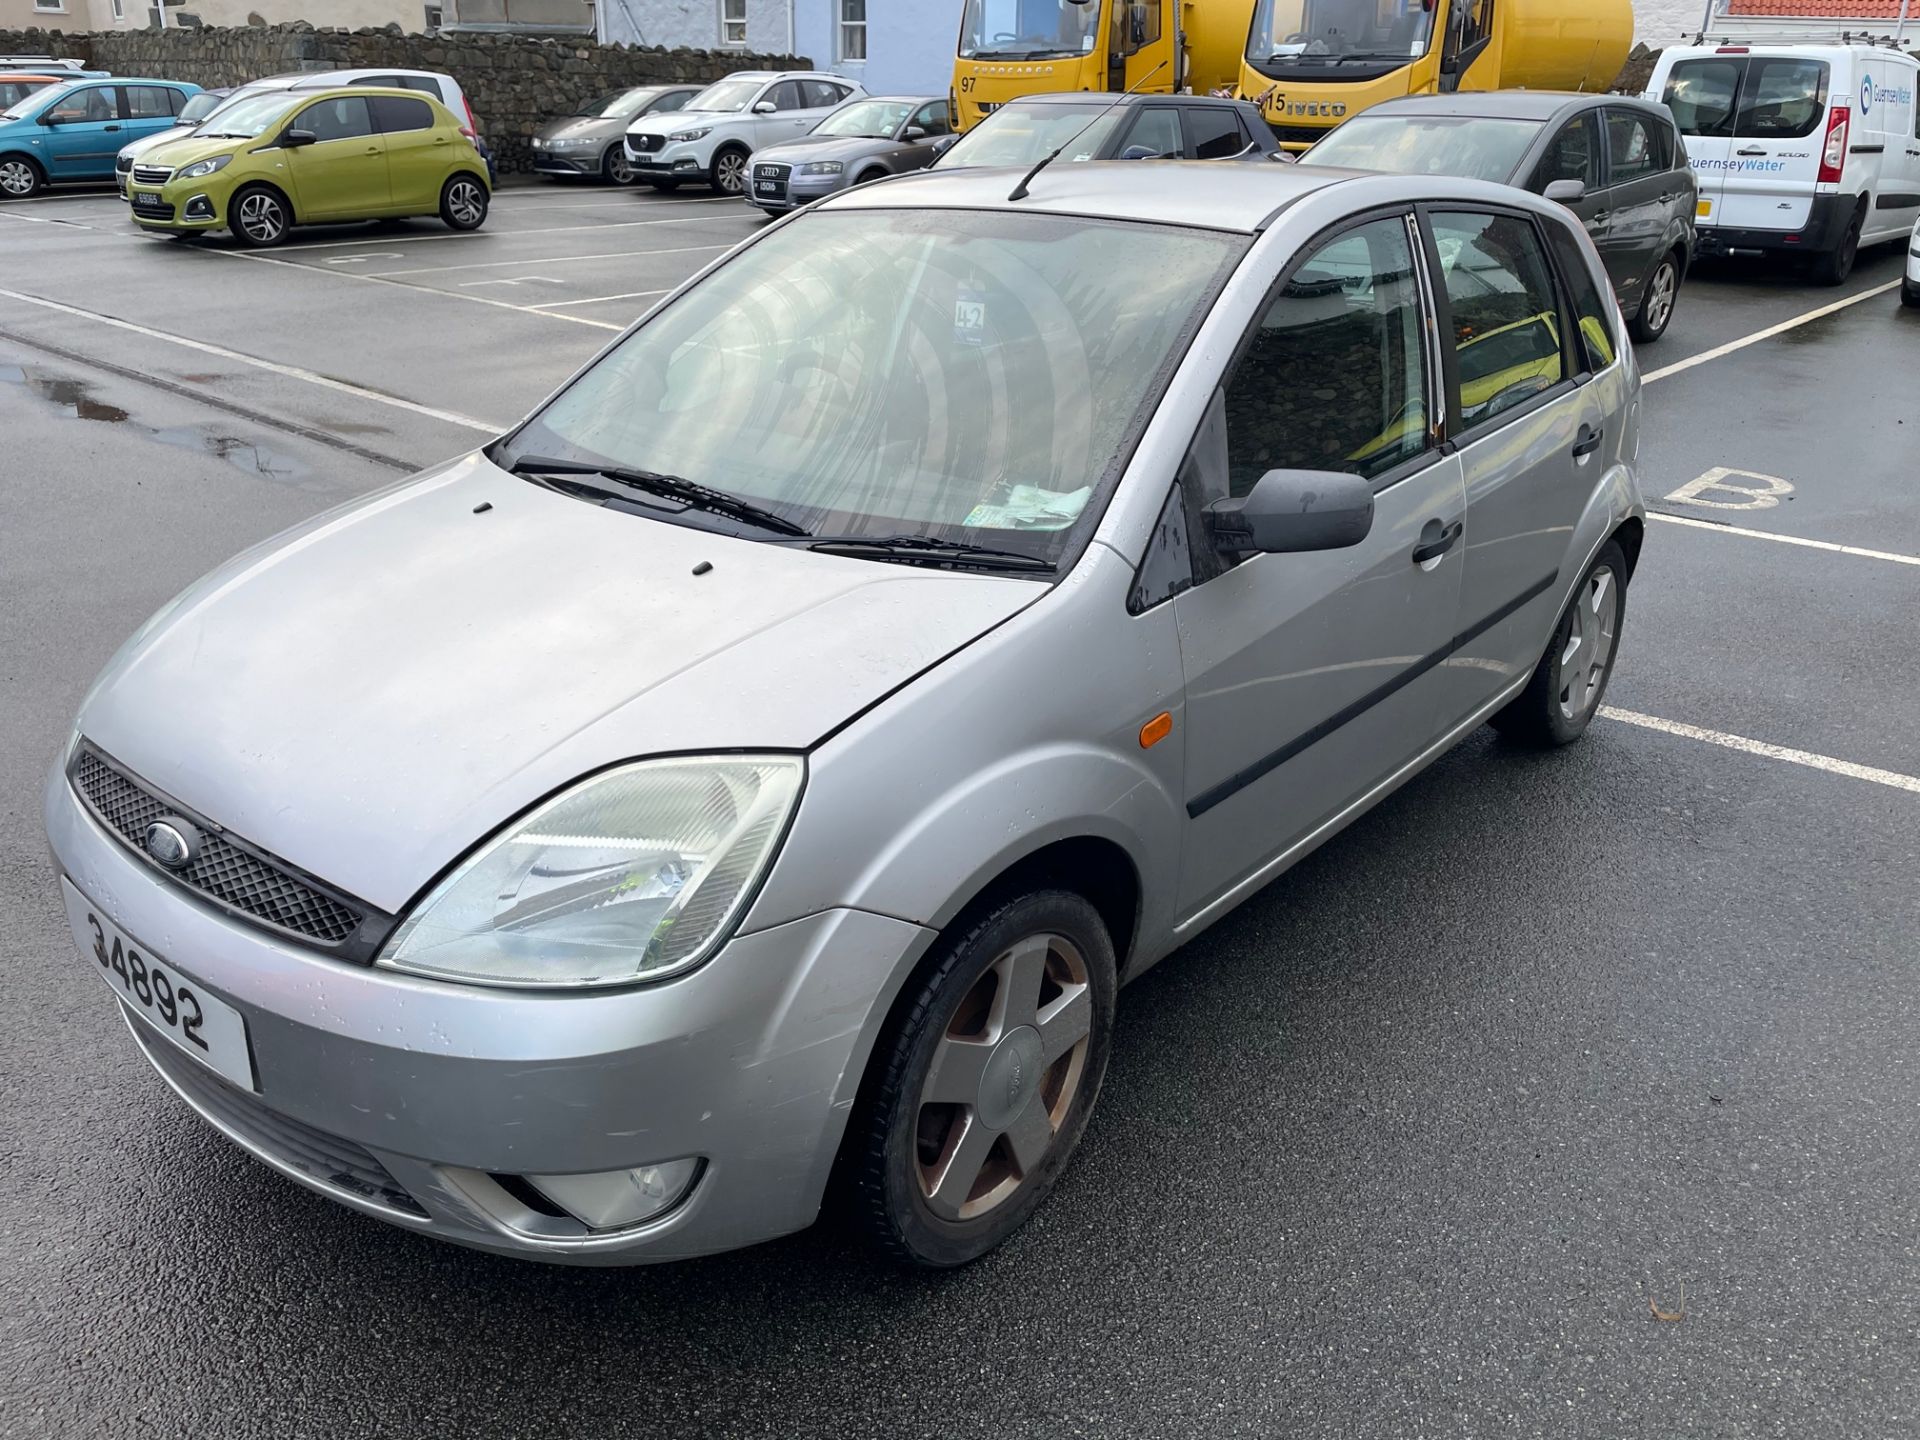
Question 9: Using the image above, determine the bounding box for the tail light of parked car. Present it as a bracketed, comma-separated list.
[1818, 106, 1849, 185]
[462, 94, 479, 139]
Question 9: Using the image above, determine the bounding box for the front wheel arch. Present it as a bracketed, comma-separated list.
[226, 181, 296, 244]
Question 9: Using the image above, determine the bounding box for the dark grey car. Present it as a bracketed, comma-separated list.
[1299, 93, 1698, 343]
[533, 85, 702, 184]
[935, 92, 1280, 170]
[746, 95, 954, 214]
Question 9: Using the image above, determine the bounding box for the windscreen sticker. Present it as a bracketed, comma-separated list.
[964, 484, 1092, 531]
[955, 288, 987, 345]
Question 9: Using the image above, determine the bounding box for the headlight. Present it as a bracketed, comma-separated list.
[666, 126, 712, 143]
[378, 755, 803, 989]
[798, 160, 844, 175]
[175, 155, 230, 180]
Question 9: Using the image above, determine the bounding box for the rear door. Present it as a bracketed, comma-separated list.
[282, 95, 388, 219]
[1718, 53, 1829, 233]
[120, 84, 186, 147]
[1183, 104, 1251, 160]
[369, 93, 442, 213]
[1599, 107, 1680, 306]
[1660, 53, 1743, 229]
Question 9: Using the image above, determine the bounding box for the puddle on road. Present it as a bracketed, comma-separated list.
[1, 360, 323, 491]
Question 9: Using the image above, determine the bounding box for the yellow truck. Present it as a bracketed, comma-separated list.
[1239, 0, 1633, 151]
[952, 0, 1258, 131]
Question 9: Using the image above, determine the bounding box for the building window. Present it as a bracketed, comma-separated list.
[33, 0, 65, 12]
[839, 0, 866, 61]
[424, 3, 443, 28]
[720, 0, 746, 45]
[111, 0, 126, 18]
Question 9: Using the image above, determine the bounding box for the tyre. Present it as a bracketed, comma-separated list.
[1628, 251, 1681, 344]
[601, 144, 634, 185]
[847, 889, 1116, 1268]
[1810, 204, 1864, 286]
[0, 154, 45, 199]
[1903, 278, 1920, 310]
[709, 145, 749, 196]
[439, 173, 488, 232]
[851, 167, 887, 187]
[228, 184, 292, 248]
[1490, 539, 1629, 748]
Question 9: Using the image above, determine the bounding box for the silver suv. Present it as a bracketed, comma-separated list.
[49, 162, 1644, 1269]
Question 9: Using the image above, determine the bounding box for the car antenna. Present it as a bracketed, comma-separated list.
[1007, 58, 1170, 202]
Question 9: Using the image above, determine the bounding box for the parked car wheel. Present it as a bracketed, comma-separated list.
[228, 184, 292, 248]
[1491, 540, 1629, 748]
[848, 889, 1115, 1268]
[710, 144, 750, 196]
[1902, 279, 1920, 309]
[0, 154, 45, 199]
[851, 166, 887, 186]
[440, 174, 489, 232]
[1628, 251, 1681, 344]
[601, 144, 634, 185]
[1810, 203, 1864, 286]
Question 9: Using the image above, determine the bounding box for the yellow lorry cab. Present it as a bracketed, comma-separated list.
[1239, 0, 1632, 151]
[952, 0, 1256, 131]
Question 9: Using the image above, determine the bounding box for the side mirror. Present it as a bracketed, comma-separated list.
[903, 125, 927, 140]
[40, 112, 68, 126]
[1543, 178, 1586, 205]
[1204, 468, 1375, 555]
[752, 99, 776, 114]
[281, 128, 317, 148]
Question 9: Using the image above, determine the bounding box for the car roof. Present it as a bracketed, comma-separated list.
[1357, 90, 1664, 123]
[821, 159, 1356, 232]
[1002, 90, 1251, 109]
[855, 94, 945, 104]
[717, 71, 851, 82]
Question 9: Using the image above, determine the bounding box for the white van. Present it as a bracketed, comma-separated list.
[1647, 39, 1920, 284]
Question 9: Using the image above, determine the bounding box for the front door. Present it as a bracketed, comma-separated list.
[282, 96, 388, 220]
[1173, 213, 1465, 917]
[1530, 109, 1608, 243]
[40, 85, 123, 180]
[1113, 0, 1176, 93]
[368, 93, 444, 213]
[1426, 206, 1607, 716]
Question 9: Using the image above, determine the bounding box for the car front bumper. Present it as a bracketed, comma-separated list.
[45, 759, 933, 1264]
[1695, 192, 1854, 256]
[624, 138, 708, 180]
[530, 148, 601, 176]
[125, 178, 226, 231]
[747, 170, 846, 213]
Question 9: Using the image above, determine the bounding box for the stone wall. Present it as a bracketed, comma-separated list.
[0, 22, 810, 175]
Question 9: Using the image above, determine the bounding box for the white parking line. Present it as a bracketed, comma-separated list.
[369, 243, 733, 278]
[1642, 281, 1902, 383]
[1602, 708, 1920, 796]
[529, 288, 672, 309]
[489, 194, 740, 211]
[267, 212, 757, 253]
[0, 286, 505, 432]
[1648, 512, 1920, 567]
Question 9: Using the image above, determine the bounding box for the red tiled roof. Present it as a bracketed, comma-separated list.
[1728, 0, 1912, 16]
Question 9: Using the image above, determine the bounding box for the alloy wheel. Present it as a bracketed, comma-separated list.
[237, 192, 285, 244]
[914, 932, 1093, 1222]
[1644, 262, 1676, 336]
[1555, 565, 1618, 723]
[447, 180, 485, 227]
[606, 146, 633, 184]
[715, 150, 746, 194]
[0, 159, 38, 197]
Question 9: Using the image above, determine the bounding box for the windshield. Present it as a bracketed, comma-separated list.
[815, 98, 912, 138]
[577, 88, 656, 119]
[1299, 114, 1541, 182]
[3, 79, 72, 122]
[195, 92, 301, 139]
[684, 78, 763, 113]
[958, 0, 1103, 60]
[177, 91, 225, 125]
[937, 102, 1126, 167]
[501, 209, 1244, 566]
[1245, 0, 1436, 65]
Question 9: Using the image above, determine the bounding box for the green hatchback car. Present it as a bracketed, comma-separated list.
[126, 85, 490, 246]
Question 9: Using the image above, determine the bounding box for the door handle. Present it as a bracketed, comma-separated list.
[1411, 519, 1462, 566]
[1572, 424, 1604, 459]
[1736, 147, 1767, 156]
[1590, 210, 1612, 224]
[102, 124, 119, 132]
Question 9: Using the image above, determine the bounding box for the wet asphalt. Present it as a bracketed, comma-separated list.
[1, 185, 1917, 1440]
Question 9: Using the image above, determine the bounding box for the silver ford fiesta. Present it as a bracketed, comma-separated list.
[48, 160, 1645, 1268]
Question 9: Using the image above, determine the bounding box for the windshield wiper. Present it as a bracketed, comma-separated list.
[506, 453, 809, 536]
[800, 533, 1055, 573]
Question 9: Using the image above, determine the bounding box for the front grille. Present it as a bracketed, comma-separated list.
[752, 161, 790, 202]
[71, 744, 371, 949]
[1270, 122, 1332, 147]
[631, 132, 663, 153]
[128, 197, 175, 220]
[136, 1022, 428, 1219]
[130, 163, 172, 185]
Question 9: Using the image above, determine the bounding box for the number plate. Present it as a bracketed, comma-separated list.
[756, 181, 779, 195]
[61, 878, 254, 1091]
[131, 191, 166, 210]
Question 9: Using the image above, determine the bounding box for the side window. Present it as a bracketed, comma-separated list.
[1545, 221, 1617, 374]
[124, 85, 179, 119]
[801, 79, 842, 109]
[1186, 105, 1247, 160]
[1533, 112, 1601, 191]
[369, 95, 434, 133]
[296, 96, 375, 143]
[1431, 211, 1567, 429]
[1451, 0, 1494, 55]
[1605, 110, 1658, 182]
[911, 100, 952, 136]
[1733, 57, 1828, 139]
[50, 86, 116, 122]
[401, 77, 443, 97]
[1119, 107, 1182, 159]
[1215, 216, 1432, 497]
[767, 80, 807, 112]
[1113, 0, 1161, 57]
[350, 74, 405, 88]
[652, 90, 692, 114]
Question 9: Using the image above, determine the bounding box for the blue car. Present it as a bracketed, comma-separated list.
[0, 77, 202, 198]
